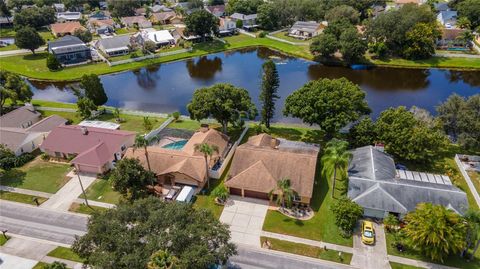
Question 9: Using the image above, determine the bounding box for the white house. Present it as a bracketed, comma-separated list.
[140, 28, 175, 47]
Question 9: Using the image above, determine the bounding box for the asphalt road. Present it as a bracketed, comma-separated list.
[0, 201, 355, 269]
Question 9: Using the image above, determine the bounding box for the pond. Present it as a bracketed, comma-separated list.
[29, 47, 480, 123]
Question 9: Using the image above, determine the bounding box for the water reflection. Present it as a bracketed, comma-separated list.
[186, 56, 222, 80]
[447, 71, 480, 88]
[133, 66, 161, 90]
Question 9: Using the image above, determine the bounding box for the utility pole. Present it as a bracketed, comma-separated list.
[76, 168, 94, 211]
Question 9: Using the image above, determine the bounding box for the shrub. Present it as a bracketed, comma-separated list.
[46, 53, 61, 70]
[130, 51, 139, 58]
[331, 197, 363, 236]
[212, 185, 229, 203]
[144, 41, 156, 53]
[258, 31, 268, 38]
[41, 153, 50, 161]
[383, 213, 399, 232]
[171, 111, 181, 121]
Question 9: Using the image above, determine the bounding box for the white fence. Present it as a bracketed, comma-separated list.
[108, 47, 193, 66]
[454, 154, 480, 208]
[265, 34, 309, 46]
[145, 117, 174, 140]
[209, 126, 250, 179]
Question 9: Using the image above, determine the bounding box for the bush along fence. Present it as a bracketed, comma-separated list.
[454, 154, 480, 208]
[107, 47, 193, 66]
[209, 126, 250, 179]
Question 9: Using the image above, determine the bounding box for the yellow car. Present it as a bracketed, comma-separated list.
[361, 221, 375, 245]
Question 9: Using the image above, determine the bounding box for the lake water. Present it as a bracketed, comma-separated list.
[29, 47, 480, 123]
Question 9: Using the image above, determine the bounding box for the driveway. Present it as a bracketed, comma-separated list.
[351, 222, 391, 269]
[219, 196, 269, 247]
[0, 253, 37, 269]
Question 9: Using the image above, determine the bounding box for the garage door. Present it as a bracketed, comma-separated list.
[244, 189, 269, 200]
[364, 208, 386, 219]
[230, 188, 242, 196]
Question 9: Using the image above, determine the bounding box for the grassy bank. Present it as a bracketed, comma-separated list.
[47, 247, 84, 263]
[260, 237, 352, 264]
[369, 55, 480, 70]
[0, 191, 48, 205]
[69, 202, 109, 215]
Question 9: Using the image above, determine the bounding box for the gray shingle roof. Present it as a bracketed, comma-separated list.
[348, 146, 469, 215]
[290, 21, 320, 34]
[97, 35, 131, 51]
[48, 36, 88, 54]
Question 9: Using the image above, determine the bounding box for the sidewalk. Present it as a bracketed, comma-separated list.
[388, 255, 458, 269]
[0, 185, 52, 198]
[74, 198, 115, 209]
[261, 231, 353, 253]
[0, 46, 46, 57]
[40, 172, 96, 211]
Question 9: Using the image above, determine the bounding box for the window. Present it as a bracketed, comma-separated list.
[55, 151, 62, 157]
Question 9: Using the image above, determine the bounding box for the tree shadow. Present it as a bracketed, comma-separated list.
[0, 169, 27, 188]
[302, 129, 325, 144]
[310, 159, 327, 212]
[23, 53, 47, 61]
[268, 126, 303, 141]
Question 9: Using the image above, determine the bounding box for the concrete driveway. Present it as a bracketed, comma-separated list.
[0, 253, 37, 269]
[219, 196, 269, 247]
[351, 222, 391, 269]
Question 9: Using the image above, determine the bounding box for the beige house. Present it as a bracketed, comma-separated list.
[124, 127, 229, 190]
[225, 134, 319, 204]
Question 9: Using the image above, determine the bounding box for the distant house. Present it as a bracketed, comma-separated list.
[41, 125, 136, 174]
[96, 35, 132, 57]
[48, 35, 91, 65]
[121, 16, 152, 28]
[89, 11, 110, 20]
[434, 2, 450, 12]
[150, 11, 178, 24]
[218, 18, 236, 35]
[56, 12, 82, 22]
[205, 5, 225, 17]
[138, 28, 175, 47]
[53, 3, 65, 12]
[124, 127, 229, 191]
[50, 21, 85, 37]
[0, 105, 67, 156]
[230, 13, 258, 30]
[437, 28, 467, 48]
[87, 18, 117, 35]
[394, 0, 426, 7]
[0, 16, 13, 26]
[437, 10, 458, 28]
[152, 4, 172, 13]
[348, 146, 468, 219]
[288, 21, 327, 40]
[225, 134, 320, 204]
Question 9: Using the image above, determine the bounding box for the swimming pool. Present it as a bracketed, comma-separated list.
[162, 140, 188, 150]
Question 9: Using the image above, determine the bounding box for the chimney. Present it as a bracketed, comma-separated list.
[24, 103, 35, 112]
[270, 138, 278, 149]
[200, 124, 209, 133]
[81, 126, 89, 135]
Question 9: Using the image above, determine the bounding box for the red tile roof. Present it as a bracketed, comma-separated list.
[50, 22, 85, 35]
[41, 125, 135, 167]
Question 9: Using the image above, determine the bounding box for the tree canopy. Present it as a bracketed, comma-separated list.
[325, 5, 359, 24]
[72, 197, 236, 269]
[402, 22, 439, 60]
[110, 158, 155, 201]
[403, 203, 467, 262]
[107, 0, 143, 17]
[15, 26, 45, 54]
[310, 33, 338, 57]
[13, 6, 55, 29]
[284, 78, 370, 137]
[331, 197, 363, 236]
[259, 60, 280, 128]
[257, 3, 279, 30]
[184, 10, 219, 42]
[226, 0, 263, 15]
[0, 71, 33, 114]
[187, 83, 257, 133]
[76, 97, 97, 119]
[74, 28, 93, 43]
[457, 0, 480, 29]
[80, 74, 108, 106]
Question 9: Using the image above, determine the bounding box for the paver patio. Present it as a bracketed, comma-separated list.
[220, 196, 269, 247]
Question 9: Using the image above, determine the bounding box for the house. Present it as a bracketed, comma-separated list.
[135, 7, 147, 16]
[437, 28, 467, 48]
[48, 35, 91, 64]
[205, 5, 225, 17]
[150, 11, 177, 24]
[56, 12, 82, 22]
[0, 16, 13, 26]
[96, 35, 132, 57]
[347, 146, 468, 219]
[124, 127, 229, 191]
[394, 0, 426, 7]
[87, 18, 117, 35]
[89, 11, 110, 20]
[152, 4, 172, 13]
[225, 134, 320, 204]
[53, 3, 65, 12]
[40, 125, 136, 174]
[121, 16, 152, 29]
[434, 2, 450, 12]
[50, 22, 85, 37]
[230, 13, 258, 30]
[138, 28, 175, 47]
[288, 21, 327, 40]
[0, 105, 67, 156]
[218, 18, 236, 35]
[437, 10, 458, 28]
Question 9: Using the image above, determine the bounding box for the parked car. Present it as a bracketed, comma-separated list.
[361, 220, 375, 245]
[395, 163, 407, 170]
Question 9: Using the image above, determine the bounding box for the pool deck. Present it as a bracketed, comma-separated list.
[154, 136, 188, 148]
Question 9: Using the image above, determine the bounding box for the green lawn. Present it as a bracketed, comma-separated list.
[0, 27, 55, 51]
[41, 110, 82, 124]
[389, 262, 422, 269]
[0, 158, 71, 193]
[271, 31, 310, 44]
[467, 171, 480, 195]
[47, 247, 84, 263]
[0, 236, 8, 246]
[385, 231, 480, 269]
[81, 178, 122, 204]
[108, 49, 146, 62]
[69, 202, 109, 214]
[192, 177, 225, 219]
[32, 262, 50, 269]
[0, 191, 48, 205]
[368, 55, 480, 69]
[114, 28, 137, 35]
[260, 237, 352, 264]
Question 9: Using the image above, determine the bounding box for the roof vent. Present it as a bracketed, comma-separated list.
[81, 126, 89, 135]
[270, 138, 278, 149]
[200, 124, 209, 133]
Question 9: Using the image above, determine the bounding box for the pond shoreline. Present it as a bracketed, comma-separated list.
[3, 34, 480, 82]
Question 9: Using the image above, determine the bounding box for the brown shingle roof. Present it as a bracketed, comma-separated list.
[0, 106, 41, 128]
[225, 134, 319, 198]
[182, 128, 229, 158]
[50, 22, 85, 35]
[151, 11, 176, 22]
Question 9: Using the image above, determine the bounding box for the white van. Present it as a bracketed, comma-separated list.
[175, 186, 195, 203]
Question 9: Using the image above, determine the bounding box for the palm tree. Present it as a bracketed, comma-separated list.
[269, 178, 296, 210]
[134, 135, 155, 185]
[147, 250, 179, 269]
[464, 209, 480, 259]
[457, 17, 471, 29]
[194, 143, 219, 189]
[321, 139, 352, 198]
